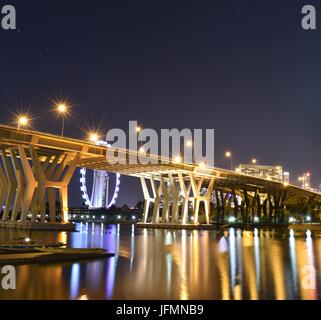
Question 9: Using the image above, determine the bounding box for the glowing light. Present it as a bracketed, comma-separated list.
[252, 158, 257, 164]
[136, 126, 141, 133]
[57, 103, 67, 114]
[139, 147, 145, 154]
[225, 151, 232, 158]
[254, 217, 259, 223]
[102, 216, 105, 219]
[283, 182, 289, 187]
[186, 140, 193, 147]
[89, 132, 99, 143]
[132, 215, 136, 220]
[117, 215, 121, 219]
[306, 216, 311, 222]
[174, 156, 181, 164]
[17, 115, 30, 129]
[289, 217, 294, 223]
[199, 162, 206, 168]
[229, 217, 236, 223]
[25, 238, 31, 242]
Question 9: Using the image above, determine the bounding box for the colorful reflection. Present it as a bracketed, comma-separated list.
[0, 224, 321, 300]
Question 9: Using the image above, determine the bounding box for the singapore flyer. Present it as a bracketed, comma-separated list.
[80, 141, 121, 209]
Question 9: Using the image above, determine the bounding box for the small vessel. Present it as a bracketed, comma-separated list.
[0, 238, 65, 254]
[35, 247, 111, 255]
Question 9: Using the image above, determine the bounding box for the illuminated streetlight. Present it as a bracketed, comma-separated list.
[252, 158, 257, 164]
[57, 104, 67, 114]
[225, 151, 233, 171]
[56, 103, 69, 136]
[17, 115, 30, 129]
[89, 132, 99, 143]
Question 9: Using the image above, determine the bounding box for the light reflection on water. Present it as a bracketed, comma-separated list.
[0, 224, 320, 300]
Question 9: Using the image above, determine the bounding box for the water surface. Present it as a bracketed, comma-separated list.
[0, 223, 320, 300]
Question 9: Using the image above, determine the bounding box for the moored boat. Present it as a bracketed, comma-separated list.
[0, 239, 65, 254]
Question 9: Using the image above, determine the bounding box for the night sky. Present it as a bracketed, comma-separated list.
[0, 0, 321, 207]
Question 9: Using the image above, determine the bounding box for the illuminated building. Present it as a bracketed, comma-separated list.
[283, 172, 290, 184]
[237, 164, 283, 182]
[298, 172, 312, 190]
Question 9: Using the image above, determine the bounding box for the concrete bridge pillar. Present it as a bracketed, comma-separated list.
[0, 146, 80, 224]
[140, 173, 215, 225]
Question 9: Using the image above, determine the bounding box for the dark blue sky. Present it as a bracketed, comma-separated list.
[0, 0, 321, 206]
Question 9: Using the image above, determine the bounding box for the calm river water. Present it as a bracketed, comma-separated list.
[0, 223, 320, 300]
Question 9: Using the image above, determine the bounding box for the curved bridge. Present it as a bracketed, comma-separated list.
[0, 124, 320, 225]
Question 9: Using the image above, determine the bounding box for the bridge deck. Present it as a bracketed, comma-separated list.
[0, 124, 320, 199]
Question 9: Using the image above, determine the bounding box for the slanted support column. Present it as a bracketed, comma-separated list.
[140, 177, 155, 223]
[0, 162, 8, 210]
[30, 147, 80, 223]
[188, 174, 214, 225]
[160, 176, 170, 224]
[204, 177, 215, 225]
[18, 147, 38, 222]
[59, 154, 81, 223]
[9, 148, 26, 222]
[1, 148, 17, 221]
[189, 174, 204, 224]
[152, 175, 161, 224]
[168, 174, 180, 224]
[178, 173, 191, 225]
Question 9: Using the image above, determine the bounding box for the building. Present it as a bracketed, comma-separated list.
[299, 172, 312, 190]
[283, 172, 290, 184]
[69, 206, 142, 223]
[236, 164, 284, 183]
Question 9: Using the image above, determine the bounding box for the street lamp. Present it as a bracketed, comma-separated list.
[225, 151, 233, 171]
[89, 132, 99, 143]
[252, 158, 257, 164]
[17, 115, 30, 130]
[56, 103, 68, 136]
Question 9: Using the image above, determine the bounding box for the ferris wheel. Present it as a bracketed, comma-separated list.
[80, 141, 121, 209]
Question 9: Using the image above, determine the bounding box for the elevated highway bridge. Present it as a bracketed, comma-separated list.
[0, 124, 320, 226]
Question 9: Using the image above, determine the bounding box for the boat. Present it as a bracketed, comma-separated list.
[35, 247, 109, 255]
[0, 239, 65, 254]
